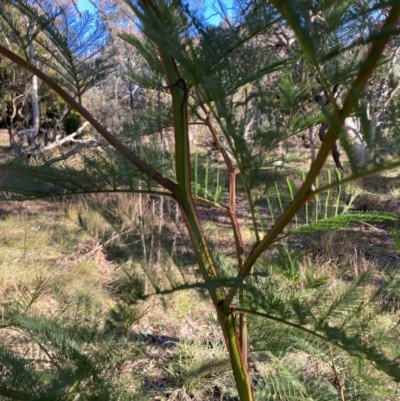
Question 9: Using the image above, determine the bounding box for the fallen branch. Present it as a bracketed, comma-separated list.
[46, 139, 107, 165]
[41, 121, 90, 151]
[16, 128, 37, 138]
[21, 122, 107, 163]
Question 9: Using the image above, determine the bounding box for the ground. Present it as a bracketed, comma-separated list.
[1, 128, 400, 399]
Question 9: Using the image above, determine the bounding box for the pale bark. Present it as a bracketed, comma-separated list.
[309, 127, 316, 165]
[28, 25, 39, 148]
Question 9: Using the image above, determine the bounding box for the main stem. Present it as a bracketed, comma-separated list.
[201, 108, 249, 368]
[142, 3, 254, 397]
[164, 66, 255, 401]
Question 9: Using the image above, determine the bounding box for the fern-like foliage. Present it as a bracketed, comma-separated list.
[244, 254, 400, 399]
[0, 280, 140, 401]
[0, 0, 115, 101]
[0, 138, 176, 200]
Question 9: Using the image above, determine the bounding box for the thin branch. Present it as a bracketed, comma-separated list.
[308, 159, 400, 197]
[199, 88, 261, 244]
[193, 195, 229, 212]
[223, 3, 400, 307]
[232, 306, 330, 343]
[329, 343, 347, 401]
[0, 44, 177, 194]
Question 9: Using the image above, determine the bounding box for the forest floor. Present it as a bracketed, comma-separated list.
[1, 129, 400, 400]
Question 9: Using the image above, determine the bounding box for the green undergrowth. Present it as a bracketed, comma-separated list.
[0, 184, 400, 400]
[1, 131, 400, 400]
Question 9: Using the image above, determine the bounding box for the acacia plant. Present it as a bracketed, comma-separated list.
[1, 0, 400, 400]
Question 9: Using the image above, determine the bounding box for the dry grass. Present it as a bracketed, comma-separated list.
[0, 130, 400, 399]
[0, 193, 233, 399]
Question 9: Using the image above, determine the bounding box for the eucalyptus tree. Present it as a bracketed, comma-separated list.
[0, 2, 35, 144]
[1, 1, 400, 400]
[0, 0, 115, 149]
[80, 0, 149, 133]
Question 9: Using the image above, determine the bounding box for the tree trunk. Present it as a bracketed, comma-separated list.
[318, 122, 344, 171]
[29, 31, 39, 148]
[309, 127, 316, 165]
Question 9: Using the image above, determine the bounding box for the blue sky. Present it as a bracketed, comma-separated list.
[202, 0, 234, 25]
[77, 0, 233, 26]
[77, 0, 96, 13]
